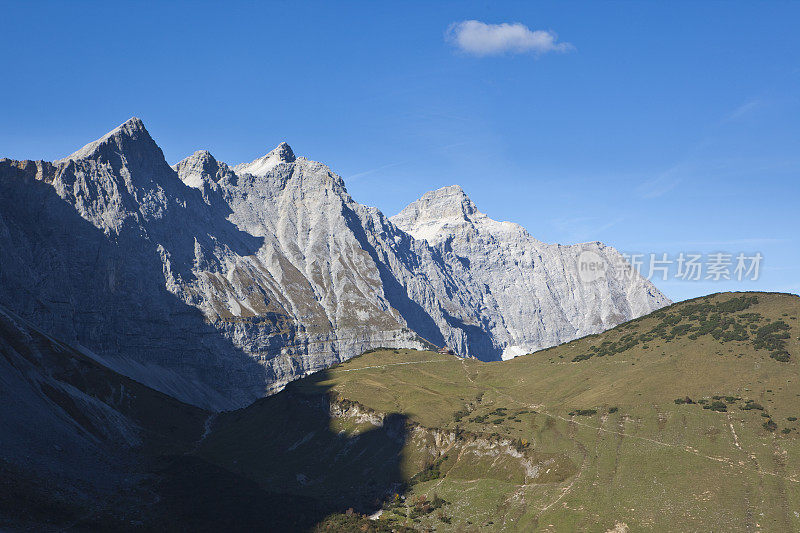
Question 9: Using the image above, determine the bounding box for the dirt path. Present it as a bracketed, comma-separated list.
[540, 444, 588, 513]
[460, 358, 475, 383]
[333, 358, 799, 485]
[485, 385, 800, 485]
[727, 413, 742, 450]
[334, 359, 448, 372]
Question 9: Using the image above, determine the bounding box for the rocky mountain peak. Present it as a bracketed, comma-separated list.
[180, 149, 217, 168]
[173, 150, 230, 189]
[427, 184, 476, 209]
[272, 141, 295, 162]
[59, 117, 161, 163]
[54, 116, 178, 197]
[234, 141, 296, 177]
[410, 185, 478, 217]
[390, 185, 481, 243]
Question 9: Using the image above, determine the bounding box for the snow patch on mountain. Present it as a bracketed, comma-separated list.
[234, 142, 296, 177]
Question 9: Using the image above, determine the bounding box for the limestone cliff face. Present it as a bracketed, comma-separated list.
[390, 185, 670, 359]
[0, 119, 669, 409]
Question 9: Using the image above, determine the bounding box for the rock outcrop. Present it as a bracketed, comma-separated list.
[0, 118, 669, 409]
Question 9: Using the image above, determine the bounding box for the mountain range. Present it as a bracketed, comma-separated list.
[0, 118, 668, 409]
[2, 119, 798, 532]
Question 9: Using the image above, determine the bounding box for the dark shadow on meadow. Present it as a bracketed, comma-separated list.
[154, 370, 409, 531]
[0, 304, 409, 531]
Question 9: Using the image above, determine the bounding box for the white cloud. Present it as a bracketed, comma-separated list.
[446, 20, 573, 57]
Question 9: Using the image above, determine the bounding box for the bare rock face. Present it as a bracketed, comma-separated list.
[0, 121, 277, 409]
[0, 119, 669, 409]
[390, 185, 670, 359]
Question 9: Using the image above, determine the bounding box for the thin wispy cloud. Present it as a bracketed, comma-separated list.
[675, 237, 788, 247]
[550, 215, 625, 244]
[724, 98, 765, 121]
[347, 161, 405, 182]
[347, 140, 476, 183]
[446, 20, 574, 57]
[435, 140, 472, 150]
[636, 172, 682, 199]
[625, 237, 789, 249]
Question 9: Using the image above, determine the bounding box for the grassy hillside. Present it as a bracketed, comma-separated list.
[197, 292, 800, 532]
[3, 292, 798, 531]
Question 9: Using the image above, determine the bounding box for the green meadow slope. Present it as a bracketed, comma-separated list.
[4, 292, 797, 531]
[198, 292, 800, 532]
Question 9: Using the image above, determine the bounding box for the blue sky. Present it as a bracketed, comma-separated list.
[1, 1, 798, 301]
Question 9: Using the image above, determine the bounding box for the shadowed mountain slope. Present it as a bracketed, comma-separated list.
[0, 304, 410, 531]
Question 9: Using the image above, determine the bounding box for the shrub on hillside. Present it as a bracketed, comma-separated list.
[452, 408, 469, 422]
[754, 321, 791, 352]
[716, 295, 759, 313]
[409, 455, 449, 486]
[703, 401, 728, 412]
[770, 350, 791, 362]
[568, 408, 597, 416]
[712, 395, 740, 403]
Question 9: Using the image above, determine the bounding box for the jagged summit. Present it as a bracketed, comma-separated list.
[391, 184, 483, 244]
[59, 117, 160, 162]
[272, 141, 295, 161]
[404, 185, 478, 217]
[234, 141, 296, 177]
[173, 149, 233, 189]
[426, 184, 466, 196]
[173, 149, 216, 169]
[192, 149, 214, 160]
[173, 141, 351, 198]
[179, 150, 217, 168]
